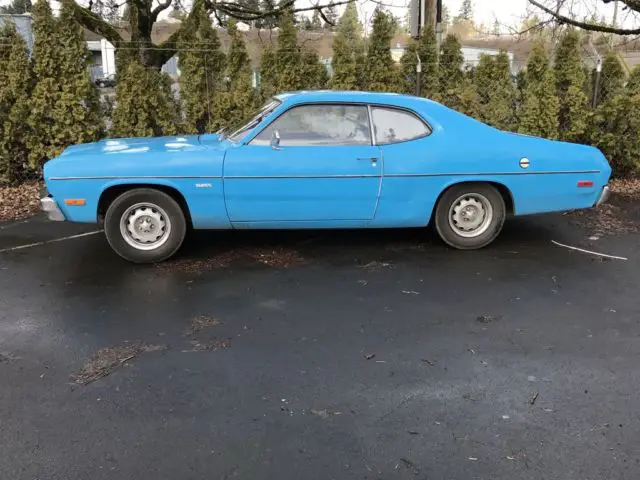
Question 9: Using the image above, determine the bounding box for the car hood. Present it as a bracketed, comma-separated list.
[44, 133, 230, 180]
[57, 134, 225, 159]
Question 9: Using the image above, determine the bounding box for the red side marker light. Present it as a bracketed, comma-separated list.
[577, 181, 593, 188]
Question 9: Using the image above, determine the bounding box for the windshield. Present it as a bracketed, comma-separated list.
[225, 100, 281, 143]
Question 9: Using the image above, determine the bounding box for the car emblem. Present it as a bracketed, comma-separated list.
[519, 158, 530, 169]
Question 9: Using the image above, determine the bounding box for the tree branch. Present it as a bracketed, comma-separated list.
[528, 0, 640, 34]
[317, 7, 334, 26]
[213, 0, 354, 21]
[151, 0, 173, 22]
[62, 0, 123, 45]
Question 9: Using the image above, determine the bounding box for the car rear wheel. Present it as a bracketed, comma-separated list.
[434, 183, 506, 250]
[104, 188, 186, 263]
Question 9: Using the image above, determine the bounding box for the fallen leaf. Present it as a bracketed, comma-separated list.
[530, 392, 539, 405]
[71, 343, 166, 385]
[0, 181, 42, 222]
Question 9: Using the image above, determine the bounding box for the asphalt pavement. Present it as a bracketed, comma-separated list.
[1, 211, 639, 480]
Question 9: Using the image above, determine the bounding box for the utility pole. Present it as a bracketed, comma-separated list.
[415, 52, 422, 96]
[411, 0, 439, 38]
[612, 0, 619, 28]
[593, 58, 603, 108]
[435, 0, 443, 59]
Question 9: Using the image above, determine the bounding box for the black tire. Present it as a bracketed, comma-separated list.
[434, 183, 506, 250]
[104, 188, 187, 263]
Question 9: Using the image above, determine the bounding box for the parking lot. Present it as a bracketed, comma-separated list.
[1, 207, 639, 479]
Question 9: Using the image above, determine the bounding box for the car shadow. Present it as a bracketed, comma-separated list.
[173, 214, 569, 266]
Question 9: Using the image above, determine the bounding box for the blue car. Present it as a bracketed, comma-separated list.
[41, 91, 612, 263]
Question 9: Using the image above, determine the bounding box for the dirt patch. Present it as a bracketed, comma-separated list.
[0, 181, 42, 222]
[184, 314, 231, 352]
[71, 342, 166, 385]
[245, 247, 304, 268]
[185, 315, 221, 336]
[0, 352, 18, 363]
[360, 260, 394, 272]
[188, 338, 232, 351]
[156, 246, 305, 274]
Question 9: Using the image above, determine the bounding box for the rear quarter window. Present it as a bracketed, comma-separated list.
[371, 106, 431, 145]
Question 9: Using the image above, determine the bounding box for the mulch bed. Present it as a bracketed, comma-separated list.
[0, 181, 42, 222]
[568, 178, 640, 236]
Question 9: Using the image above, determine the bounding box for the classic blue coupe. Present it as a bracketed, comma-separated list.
[41, 91, 612, 263]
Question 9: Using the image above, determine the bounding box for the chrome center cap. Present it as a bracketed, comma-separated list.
[136, 216, 157, 234]
[453, 198, 485, 231]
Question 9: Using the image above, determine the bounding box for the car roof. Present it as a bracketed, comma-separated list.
[274, 90, 438, 109]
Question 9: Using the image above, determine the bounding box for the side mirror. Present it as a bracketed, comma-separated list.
[271, 130, 282, 150]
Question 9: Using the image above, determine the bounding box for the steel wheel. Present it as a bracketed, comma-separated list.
[119, 202, 172, 251]
[447, 193, 494, 238]
[434, 183, 506, 250]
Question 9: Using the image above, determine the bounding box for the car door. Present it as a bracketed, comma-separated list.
[369, 105, 436, 227]
[223, 103, 382, 225]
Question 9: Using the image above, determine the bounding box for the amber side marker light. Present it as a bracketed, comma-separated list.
[577, 181, 594, 188]
[64, 199, 86, 206]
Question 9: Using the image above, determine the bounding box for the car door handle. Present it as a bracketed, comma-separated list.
[357, 157, 380, 162]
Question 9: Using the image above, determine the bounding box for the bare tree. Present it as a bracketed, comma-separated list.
[528, 0, 640, 35]
[62, 0, 355, 69]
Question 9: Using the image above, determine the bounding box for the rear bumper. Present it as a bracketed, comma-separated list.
[595, 185, 611, 207]
[40, 197, 66, 221]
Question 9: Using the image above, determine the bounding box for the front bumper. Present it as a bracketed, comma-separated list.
[595, 185, 611, 207]
[40, 197, 66, 221]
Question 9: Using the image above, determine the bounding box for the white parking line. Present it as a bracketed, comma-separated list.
[0, 230, 103, 254]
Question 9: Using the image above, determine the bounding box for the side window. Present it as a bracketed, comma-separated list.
[371, 107, 431, 144]
[251, 104, 372, 146]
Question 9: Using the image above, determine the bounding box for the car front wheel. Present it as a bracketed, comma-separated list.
[104, 188, 186, 263]
[434, 183, 506, 250]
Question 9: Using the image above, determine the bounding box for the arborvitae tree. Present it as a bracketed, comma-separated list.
[259, 9, 324, 96]
[258, 0, 278, 28]
[400, 24, 438, 97]
[518, 42, 559, 139]
[363, 7, 401, 93]
[627, 65, 640, 93]
[588, 66, 640, 176]
[111, 61, 180, 137]
[554, 29, 588, 141]
[589, 87, 640, 176]
[329, 2, 364, 90]
[259, 47, 278, 98]
[0, 0, 32, 14]
[179, 8, 226, 133]
[473, 52, 517, 130]
[302, 49, 329, 88]
[599, 51, 625, 104]
[216, 21, 257, 127]
[53, 2, 103, 143]
[27, 0, 60, 168]
[0, 24, 32, 184]
[323, 2, 338, 29]
[436, 33, 479, 116]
